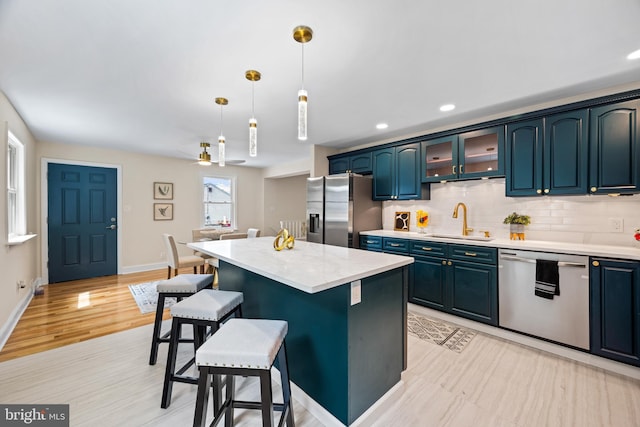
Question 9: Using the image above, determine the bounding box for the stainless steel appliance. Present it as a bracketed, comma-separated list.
[306, 174, 381, 248]
[498, 249, 590, 350]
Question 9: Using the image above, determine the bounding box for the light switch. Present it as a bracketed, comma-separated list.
[351, 280, 361, 305]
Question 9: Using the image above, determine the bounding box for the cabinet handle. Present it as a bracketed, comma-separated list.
[544, 189, 550, 194]
[452, 165, 457, 174]
[464, 252, 477, 257]
[536, 189, 542, 194]
[590, 187, 597, 193]
[459, 164, 463, 174]
[421, 247, 433, 251]
[442, 260, 447, 265]
[366, 240, 376, 244]
[390, 243, 401, 247]
[447, 261, 452, 266]
[592, 260, 599, 267]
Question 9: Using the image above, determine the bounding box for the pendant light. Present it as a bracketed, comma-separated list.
[293, 25, 312, 141]
[198, 142, 212, 166]
[215, 97, 228, 167]
[245, 70, 261, 157]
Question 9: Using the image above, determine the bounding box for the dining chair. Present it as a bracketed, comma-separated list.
[247, 228, 261, 238]
[162, 233, 206, 279]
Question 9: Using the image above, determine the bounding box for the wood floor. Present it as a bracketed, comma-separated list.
[0, 268, 194, 362]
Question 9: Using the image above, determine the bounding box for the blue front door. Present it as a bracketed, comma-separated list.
[48, 163, 118, 283]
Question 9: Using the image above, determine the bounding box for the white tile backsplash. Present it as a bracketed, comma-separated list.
[382, 178, 640, 247]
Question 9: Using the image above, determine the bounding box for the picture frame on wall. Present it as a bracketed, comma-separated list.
[154, 182, 173, 200]
[394, 211, 410, 231]
[154, 203, 173, 221]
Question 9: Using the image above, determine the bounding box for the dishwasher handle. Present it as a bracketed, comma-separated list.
[499, 254, 586, 268]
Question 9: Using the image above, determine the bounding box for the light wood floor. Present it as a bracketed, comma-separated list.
[0, 268, 197, 362]
[1, 271, 640, 426]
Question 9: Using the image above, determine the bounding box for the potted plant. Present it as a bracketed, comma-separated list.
[503, 212, 531, 240]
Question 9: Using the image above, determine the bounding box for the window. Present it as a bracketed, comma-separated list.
[203, 176, 235, 227]
[7, 131, 26, 238]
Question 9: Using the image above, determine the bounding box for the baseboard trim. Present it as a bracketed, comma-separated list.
[121, 262, 165, 275]
[0, 290, 33, 351]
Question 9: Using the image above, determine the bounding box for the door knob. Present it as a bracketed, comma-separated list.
[106, 225, 117, 230]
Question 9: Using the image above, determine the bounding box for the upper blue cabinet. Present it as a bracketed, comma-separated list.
[506, 110, 589, 196]
[589, 99, 640, 195]
[422, 126, 505, 183]
[372, 142, 428, 200]
[328, 152, 373, 175]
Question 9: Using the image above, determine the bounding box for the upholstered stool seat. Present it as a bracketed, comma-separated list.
[149, 274, 213, 366]
[193, 318, 294, 427]
[161, 289, 243, 408]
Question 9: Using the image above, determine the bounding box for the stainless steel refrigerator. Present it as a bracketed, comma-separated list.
[306, 174, 382, 248]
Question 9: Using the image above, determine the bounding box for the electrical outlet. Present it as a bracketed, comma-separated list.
[607, 217, 623, 233]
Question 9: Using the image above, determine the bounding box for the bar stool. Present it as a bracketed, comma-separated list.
[149, 274, 213, 366]
[193, 318, 295, 427]
[161, 289, 243, 408]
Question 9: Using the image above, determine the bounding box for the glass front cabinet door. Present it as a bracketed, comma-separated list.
[422, 126, 504, 183]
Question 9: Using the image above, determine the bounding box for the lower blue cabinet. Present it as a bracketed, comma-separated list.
[590, 258, 640, 367]
[448, 259, 497, 325]
[401, 239, 498, 326]
[411, 256, 447, 311]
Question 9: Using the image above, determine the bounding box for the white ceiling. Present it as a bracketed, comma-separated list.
[1, 0, 640, 169]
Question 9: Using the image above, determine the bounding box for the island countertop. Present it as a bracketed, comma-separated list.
[188, 236, 413, 294]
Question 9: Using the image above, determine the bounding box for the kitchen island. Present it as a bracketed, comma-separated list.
[188, 237, 413, 426]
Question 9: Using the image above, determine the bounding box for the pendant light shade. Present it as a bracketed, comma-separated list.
[215, 97, 228, 167]
[245, 70, 261, 157]
[293, 25, 312, 141]
[297, 89, 308, 141]
[198, 141, 212, 166]
[218, 135, 226, 167]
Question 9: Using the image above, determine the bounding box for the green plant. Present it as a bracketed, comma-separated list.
[503, 212, 531, 225]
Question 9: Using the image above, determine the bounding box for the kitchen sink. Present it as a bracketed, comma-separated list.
[428, 233, 494, 242]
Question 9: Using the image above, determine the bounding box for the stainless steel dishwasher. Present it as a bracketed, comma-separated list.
[498, 249, 590, 350]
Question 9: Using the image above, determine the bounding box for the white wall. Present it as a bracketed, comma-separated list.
[36, 141, 265, 273]
[0, 92, 39, 338]
[383, 178, 640, 247]
[263, 174, 309, 236]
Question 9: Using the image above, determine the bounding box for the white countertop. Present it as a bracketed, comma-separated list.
[361, 229, 640, 260]
[188, 237, 414, 294]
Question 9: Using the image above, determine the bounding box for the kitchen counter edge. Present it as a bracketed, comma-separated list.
[360, 230, 640, 260]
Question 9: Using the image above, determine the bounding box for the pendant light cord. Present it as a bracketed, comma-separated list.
[219, 105, 223, 136]
[301, 43, 305, 90]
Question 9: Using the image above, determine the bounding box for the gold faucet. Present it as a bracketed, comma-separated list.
[452, 202, 474, 236]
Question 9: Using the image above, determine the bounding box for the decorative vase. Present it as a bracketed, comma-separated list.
[509, 224, 525, 240]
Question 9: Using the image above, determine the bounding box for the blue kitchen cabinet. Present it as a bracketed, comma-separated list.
[422, 135, 459, 182]
[359, 235, 382, 252]
[506, 110, 588, 196]
[409, 241, 447, 310]
[589, 99, 640, 194]
[382, 237, 410, 254]
[373, 143, 427, 200]
[590, 258, 640, 367]
[422, 126, 504, 183]
[328, 152, 373, 175]
[446, 245, 498, 326]
[408, 240, 498, 326]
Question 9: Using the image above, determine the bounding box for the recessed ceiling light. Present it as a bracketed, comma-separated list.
[440, 104, 455, 112]
[376, 123, 389, 130]
[627, 49, 640, 60]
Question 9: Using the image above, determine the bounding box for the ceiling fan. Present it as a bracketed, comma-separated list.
[180, 142, 246, 166]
